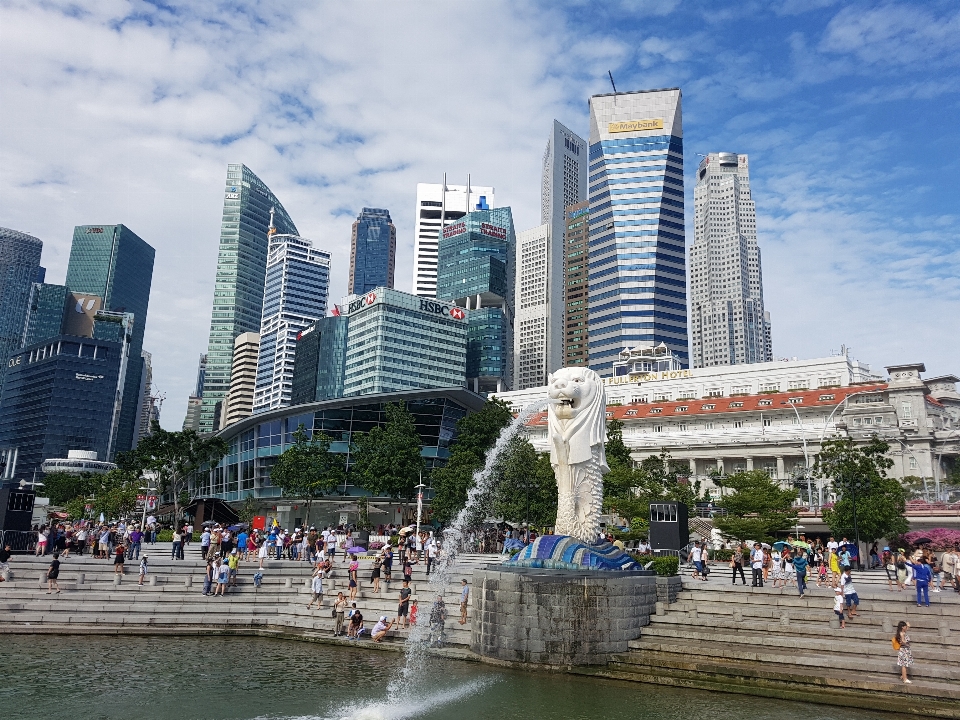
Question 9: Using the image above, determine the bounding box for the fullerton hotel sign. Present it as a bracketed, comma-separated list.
[603, 369, 693, 386]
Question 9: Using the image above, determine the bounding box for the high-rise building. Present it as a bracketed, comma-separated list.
[349, 208, 396, 295]
[222, 332, 260, 428]
[341, 288, 467, 396]
[690, 153, 772, 367]
[411, 177, 494, 298]
[586, 88, 688, 375]
[135, 350, 161, 440]
[0, 314, 135, 480]
[65, 224, 155, 453]
[563, 201, 590, 367]
[540, 121, 588, 372]
[194, 354, 207, 397]
[199, 164, 298, 433]
[22, 283, 69, 347]
[436, 207, 515, 393]
[290, 315, 348, 405]
[514, 223, 552, 390]
[182, 396, 202, 432]
[252, 220, 330, 414]
[0, 228, 42, 392]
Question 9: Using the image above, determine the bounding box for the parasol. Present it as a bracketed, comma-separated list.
[772, 541, 792, 551]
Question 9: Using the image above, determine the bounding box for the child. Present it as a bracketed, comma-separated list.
[817, 560, 828, 588]
[409, 598, 418, 626]
[138, 556, 148, 586]
[833, 586, 846, 629]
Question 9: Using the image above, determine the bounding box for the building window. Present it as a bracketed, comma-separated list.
[654, 425, 663, 433]
[653, 392, 672, 402]
[760, 383, 779, 393]
[704, 422, 714, 430]
[875, 416, 884, 425]
[853, 417, 862, 425]
[788, 380, 809, 391]
[788, 397, 803, 404]
[818, 394, 835, 401]
[819, 377, 841, 388]
[792, 417, 800, 425]
[731, 385, 750, 395]
[701, 404, 715, 410]
[625, 409, 638, 416]
[909, 457, 918, 470]
[678, 423, 687, 431]
[675, 406, 688, 412]
[650, 408, 662, 414]
[631, 396, 648, 404]
[863, 417, 873, 425]
[763, 418, 772, 427]
[734, 420, 743, 429]
[706, 388, 723, 397]
[901, 402, 912, 419]
[730, 402, 744, 408]
[758, 399, 772, 407]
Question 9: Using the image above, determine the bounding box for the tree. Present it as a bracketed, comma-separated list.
[43, 472, 95, 506]
[603, 450, 702, 533]
[490, 436, 558, 529]
[269, 426, 344, 524]
[237, 495, 258, 523]
[126, 425, 229, 522]
[430, 398, 514, 524]
[712, 470, 799, 543]
[605, 419, 633, 468]
[350, 403, 425, 502]
[816, 436, 907, 542]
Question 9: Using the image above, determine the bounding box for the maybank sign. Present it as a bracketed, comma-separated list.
[604, 369, 693, 386]
[608, 118, 663, 133]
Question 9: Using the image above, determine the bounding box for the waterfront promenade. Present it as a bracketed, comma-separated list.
[2, 548, 958, 718]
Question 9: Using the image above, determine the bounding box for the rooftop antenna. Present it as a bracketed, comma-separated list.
[267, 206, 277, 239]
[607, 70, 618, 94]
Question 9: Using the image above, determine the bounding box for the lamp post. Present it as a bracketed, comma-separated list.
[414, 475, 426, 550]
[783, 401, 812, 510]
[846, 477, 870, 571]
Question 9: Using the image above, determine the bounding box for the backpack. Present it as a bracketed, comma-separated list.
[892, 636, 901, 651]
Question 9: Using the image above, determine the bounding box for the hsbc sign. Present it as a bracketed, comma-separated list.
[419, 299, 466, 321]
[347, 291, 378, 314]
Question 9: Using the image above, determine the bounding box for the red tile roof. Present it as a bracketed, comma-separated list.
[527, 383, 889, 426]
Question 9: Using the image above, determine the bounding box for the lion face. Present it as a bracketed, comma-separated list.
[547, 367, 599, 421]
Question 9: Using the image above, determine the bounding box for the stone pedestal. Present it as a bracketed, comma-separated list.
[471, 567, 657, 666]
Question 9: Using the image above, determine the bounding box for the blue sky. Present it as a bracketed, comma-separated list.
[0, 0, 957, 429]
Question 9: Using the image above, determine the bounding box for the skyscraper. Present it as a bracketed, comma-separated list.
[199, 164, 298, 433]
[563, 201, 590, 367]
[252, 220, 330, 414]
[349, 208, 396, 295]
[22, 283, 69, 347]
[514, 223, 552, 390]
[586, 88, 688, 375]
[65, 224, 155, 452]
[0, 228, 42, 392]
[222, 332, 260, 428]
[690, 153, 772, 367]
[411, 177, 494, 298]
[290, 315, 348, 405]
[436, 207, 515, 393]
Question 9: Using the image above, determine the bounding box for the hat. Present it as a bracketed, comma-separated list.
[883, 547, 889, 551]
[380, 615, 387, 622]
[231, 549, 237, 554]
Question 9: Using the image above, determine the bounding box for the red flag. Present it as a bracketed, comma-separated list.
[332, 305, 340, 316]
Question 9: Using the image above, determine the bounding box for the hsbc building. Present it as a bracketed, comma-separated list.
[339, 287, 469, 396]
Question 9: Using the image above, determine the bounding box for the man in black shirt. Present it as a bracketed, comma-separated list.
[398, 580, 412, 628]
[47, 553, 61, 594]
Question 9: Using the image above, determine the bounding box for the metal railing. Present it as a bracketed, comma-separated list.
[1, 529, 39, 554]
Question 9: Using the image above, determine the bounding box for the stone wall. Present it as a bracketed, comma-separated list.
[471, 566, 657, 666]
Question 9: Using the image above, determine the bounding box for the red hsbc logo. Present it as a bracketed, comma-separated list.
[450, 307, 465, 320]
[365, 292, 376, 305]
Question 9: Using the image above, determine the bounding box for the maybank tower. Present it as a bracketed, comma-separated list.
[587, 88, 687, 375]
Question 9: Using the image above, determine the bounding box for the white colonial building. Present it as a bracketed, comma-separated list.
[495, 350, 960, 503]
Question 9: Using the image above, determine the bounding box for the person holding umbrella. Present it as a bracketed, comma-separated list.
[793, 548, 809, 598]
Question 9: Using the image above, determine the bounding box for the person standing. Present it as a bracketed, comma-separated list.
[731, 543, 746, 585]
[214, 558, 229, 596]
[908, 557, 932, 607]
[371, 552, 383, 594]
[200, 528, 211, 559]
[750, 543, 765, 587]
[383, 546, 393, 590]
[348, 555, 359, 601]
[171, 529, 182, 560]
[459, 579, 470, 625]
[840, 567, 860, 617]
[75, 527, 87, 557]
[257, 538, 268, 569]
[202, 558, 214, 596]
[325, 529, 338, 562]
[128, 527, 142, 560]
[227, 549, 240, 587]
[113, 544, 125, 575]
[690, 541, 704, 580]
[237, 529, 249, 561]
[894, 621, 913, 683]
[334, 592, 347, 636]
[794, 549, 809, 598]
[46, 553, 61, 594]
[398, 580, 412, 629]
[833, 586, 846, 629]
[428, 595, 447, 647]
[307, 568, 324, 609]
[138, 556, 149, 586]
[426, 535, 437, 575]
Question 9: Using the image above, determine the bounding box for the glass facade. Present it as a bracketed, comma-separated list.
[349, 208, 396, 295]
[0, 228, 42, 393]
[342, 288, 467, 396]
[0, 334, 125, 481]
[587, 89, 688, 376]
[201, 389, 484, 502]
[65, 224, 155, 453]
[290, 315, 348, 405]
[564, 202, 590, 366]
[22, 283, 69, 349]
[253, 234, 330, 414]
[436, 207, 515, 393]
[200, 165, 298, 433]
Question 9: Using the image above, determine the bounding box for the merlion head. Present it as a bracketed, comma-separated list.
[547, 367, 608, 468]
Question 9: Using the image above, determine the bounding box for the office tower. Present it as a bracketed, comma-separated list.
[194, 354, 207, 397]
[514, 223, 552, 390]
[222, 332, 260, 428]
[199, 164, 298, 433]
[0, 314, 135, 480]
[252, 220, 330, 414]
[0, 228, 42, 391]
[586, 88, 687, 376]
[22, 283, 69, 347]
[564, 201, 590, 367]
[411, 177, 494, 297]
[291, 315, 348, 405]
[540, 122, 588, 372]
[349, 208, 396, 295]
[182, 396, 202, 432]
[436, 207, 515, 393]
[135, 350, 160, 440]
[341, 288, 467, 396]
[65, 224, 155, 453]
[690, 153, 772, 367]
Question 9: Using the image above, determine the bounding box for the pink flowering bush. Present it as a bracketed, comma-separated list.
[896, 528, 960, 551]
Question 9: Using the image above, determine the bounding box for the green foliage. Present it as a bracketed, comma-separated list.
[816, 436, 907, 541]
[604, 419, 633, 468]
[490, 436, 558, 528]
[43, 472, 96, 505]
[237, 495, 258, 523]
[89, 469, 140, 520]
[430, 399, 514, 524]
[603, 450, 701, 532]
[652, 556, 679, 576]
[269, 426, 344, 520]
[124, 425, 229, 521]
[712, 470, 799, 543]
[350, 403, 425, 501]
[711, 548, 734, 561]
[899, 475, 928, 500]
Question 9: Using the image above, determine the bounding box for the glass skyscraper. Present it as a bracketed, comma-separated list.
[586, 88, 688, 375]
[436, 207, 515, 393]
[349, 208, 396, 295]
[0, 228, 42, 393]
[290, 315, 348, 405]
[199, 164, 298, 433]
[252, 229, 330, 414]
[65, 224, 155, 453]
[22, 283, 69, 348]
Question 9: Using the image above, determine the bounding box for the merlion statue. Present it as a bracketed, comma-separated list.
[547, 366, 609, 544]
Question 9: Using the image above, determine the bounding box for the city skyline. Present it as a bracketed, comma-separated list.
[1, 2, 957, 428]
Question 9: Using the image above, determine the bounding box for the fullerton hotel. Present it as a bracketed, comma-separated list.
[493, 344, 960, 503]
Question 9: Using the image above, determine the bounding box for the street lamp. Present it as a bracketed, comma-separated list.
[845, 477, 871, 571]
[782, 401, 812, 510]
[818, 389, 884, 507]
